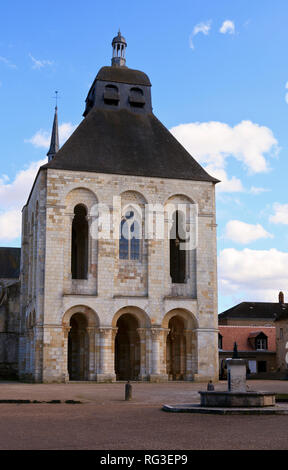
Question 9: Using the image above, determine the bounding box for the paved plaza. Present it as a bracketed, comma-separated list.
[0, 381, 287, 450]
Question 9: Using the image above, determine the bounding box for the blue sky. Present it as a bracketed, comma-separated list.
[0, 0, 288, 312]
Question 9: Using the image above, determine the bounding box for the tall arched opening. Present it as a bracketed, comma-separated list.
[68, 313, 89, 380]
[115, 314, 140, 380]
[166, 315, 187, 380]
[71, 204, 88, 280]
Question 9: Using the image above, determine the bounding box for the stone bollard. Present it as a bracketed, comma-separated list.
[125, 381, 132, 401]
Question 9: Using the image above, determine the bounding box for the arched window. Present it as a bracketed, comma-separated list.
[119, 211, 140, 260]
[129, 87, 145, 108]
[71, 205, 88, 279]
[104, 84, 119, 105]
[170, 210, 186, 283]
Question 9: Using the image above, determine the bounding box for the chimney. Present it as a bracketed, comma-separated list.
[279, 291, 284, 304]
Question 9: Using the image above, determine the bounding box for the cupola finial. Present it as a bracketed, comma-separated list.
[111, 30, 127, 67]
[47, 92, 60, 162]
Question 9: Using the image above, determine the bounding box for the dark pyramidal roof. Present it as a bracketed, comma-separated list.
[219, 301, 288, 322]
[0, 248, 21, 279]
[42, 32, 217, 183]
[96, 66, 151, 86]
[43, 107, 217, 182]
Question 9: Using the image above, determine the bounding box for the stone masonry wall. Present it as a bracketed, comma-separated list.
[20, 167, 218, 383]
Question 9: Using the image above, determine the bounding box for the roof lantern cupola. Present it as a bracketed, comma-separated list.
[111, 30, 127, 67]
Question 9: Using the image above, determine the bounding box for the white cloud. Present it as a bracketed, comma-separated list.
[29, 53, 53, 70]
[25, 122, 76, 149]
[26, 130, 50, 148]
[0, 56, 17, 69]
[249, 186, 270, 195]
[204, 166, 244, 193]
[219, 248, 288, 301]
[219, 20, 235, 35]
[170, 120, 277, 174]
[170, 120, 278, 192]
[0, 209, 22, 241]
[269, 203, 288, 225]
[189, 20, 212, 50]
[0, 159, 46, 209]
[0, 122, 77, 243]
[0, 159, 46, 243]
[224, 220, 273, 244]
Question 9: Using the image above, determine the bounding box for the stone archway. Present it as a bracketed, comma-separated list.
[166, 316, 186, 380]
[68, 313, 89, 380]
[162, 309, 198, 381]
[115, 314, 140, 381]
[63, 305, 99, 382]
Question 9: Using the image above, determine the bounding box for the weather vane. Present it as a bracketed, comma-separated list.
[52, 90, 59, 108]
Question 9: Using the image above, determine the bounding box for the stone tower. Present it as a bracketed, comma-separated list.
[19, 32, 219, 383]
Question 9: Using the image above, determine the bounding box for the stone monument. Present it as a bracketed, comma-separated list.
[199, 342, 275, 408]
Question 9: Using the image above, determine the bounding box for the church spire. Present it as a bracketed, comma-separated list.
[47, 103, 59, 162]
[111, 30, 127, 67]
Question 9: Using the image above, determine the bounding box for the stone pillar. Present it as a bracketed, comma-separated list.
[33, 326, 44, 383]
[63, 214, 74, 293]
[87, 327, 96, 381]
[63, 326, 71, 383]
[162, 328, 170, 377]
[137, 328, 148, 380]
[193, 328, 219, 382]
[87, 215, 98, 292]
[25, 331, 31, 380]
[18, 334, 26, 381]
[227, 359, 247, 392]
[42, 326, 66, 383]
[97, 327, 116, 382]
[149, 328, 168, 382]
[184, 329, 194, 381]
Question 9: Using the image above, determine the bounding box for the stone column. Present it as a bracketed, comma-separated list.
[33, 326, 44, 383]
[87, 215, 98, 293]
[63, 214, 74, 295]
[162, 328, 170, 377]
[25, 331, 32, 380]
[184, 329, 194, 381]
[87, 327, 96, 381]
[149, 328, 168, 382]
[193, 328, 219, 382]
[97, 327, 116, 382]
[62, 326, 71, 383]
[137, 328, 148, 380]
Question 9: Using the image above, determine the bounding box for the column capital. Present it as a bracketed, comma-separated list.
[137, 328, 147, 340]
[111, 327, 118, 340]
[150, 327, 166, 340]
[98, 327, 113, 338]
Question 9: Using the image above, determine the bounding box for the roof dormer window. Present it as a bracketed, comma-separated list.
[129, 87, 145, 108]
[104, 84, 119, 106]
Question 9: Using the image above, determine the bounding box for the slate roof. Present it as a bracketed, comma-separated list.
[96, 66, 151, 86]
[219, 302, 288, 322]
[218, 326, 276, 352]
[42, 108, 218, 183]
[0, 248, 21, 279]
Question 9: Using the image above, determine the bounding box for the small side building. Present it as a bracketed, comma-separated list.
[0, 247, 21, 379]
[218, 300, 278, 378]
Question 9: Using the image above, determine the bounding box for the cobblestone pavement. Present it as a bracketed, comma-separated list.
[0, 381, 287, 450]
